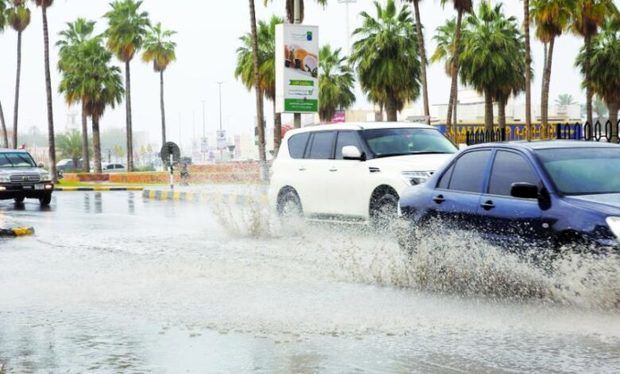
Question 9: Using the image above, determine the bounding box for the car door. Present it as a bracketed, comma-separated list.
[323, 131, 368, 219]
[477, 150, 548, 248]
[428, 150, 492, 231]
[298, 131, 337, 216]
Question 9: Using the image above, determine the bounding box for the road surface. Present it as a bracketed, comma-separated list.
[0, 192, 618, 372]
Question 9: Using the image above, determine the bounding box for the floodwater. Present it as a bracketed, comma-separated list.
[0, 192, 618, 373]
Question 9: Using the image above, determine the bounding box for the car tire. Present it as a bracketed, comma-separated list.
[39, 193, 52, 207]
[14, 196, 25, 204]
[277, 189, 303, 218]
[370, 192, 399, 230]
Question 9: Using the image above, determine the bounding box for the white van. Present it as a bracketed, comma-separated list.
[268, 122, 458, 224]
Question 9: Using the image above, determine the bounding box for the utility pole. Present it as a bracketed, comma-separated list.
[217, 82, 224, 131]
[201, 100, 206, 162]
[338, 0, 356, 55]
[293, 0, 302, 128]
[217, 81, 224, 161]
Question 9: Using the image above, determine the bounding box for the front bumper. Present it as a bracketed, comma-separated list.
[0, 182, 54, 199]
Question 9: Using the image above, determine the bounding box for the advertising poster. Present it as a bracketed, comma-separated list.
[276, 24, 319, 114]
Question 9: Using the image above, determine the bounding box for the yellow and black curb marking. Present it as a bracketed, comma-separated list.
[0, 227, 35, 238]
[142, 189, 268, 205]
[55, 186, 144, 192]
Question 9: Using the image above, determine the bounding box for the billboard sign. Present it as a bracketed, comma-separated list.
[276, 24, 319, 114]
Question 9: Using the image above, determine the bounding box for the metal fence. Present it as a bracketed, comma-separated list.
[461, 120, 620, 145]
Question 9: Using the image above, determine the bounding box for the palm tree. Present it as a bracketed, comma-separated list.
[264, 0, 327, 23]
[33, 0, 57, 180]
[351, 0, 421, 122]
[248, 0, 267, 175]
[142, 22, 176, 148]
[555, 93, 576, 106]
[593, 95, 608, 119]
[235, 16, 283, 154]
[576, 20, 620, 141]
[531, 0, 574, 128]
[318, 45, 355, 122]
[459, 2, 525, 132]
[57, 18, 95, 172]
[0, 0, 8, 148]
[440, 0, 473, 135]
[404, 0, 429, 124]
[571, 0, 619, 125]
[523, 0, 532, 140]
[56, 129, 83, 169]
[104, 0, 150, 171]
[58, 37, 125, 173]
[6, 0, 31, 148]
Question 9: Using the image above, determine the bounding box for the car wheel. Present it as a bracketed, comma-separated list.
[14, 196, 25, 204]
[39, 193, 52, 207]
[277, 189, 303, 218]
[370, 192, 399, 230]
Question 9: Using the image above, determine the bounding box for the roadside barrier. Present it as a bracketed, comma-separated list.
[0, 227, 35, 237]
[55, 186, 144, 192]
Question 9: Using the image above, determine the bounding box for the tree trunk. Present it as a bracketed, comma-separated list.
[273, 100, 282, 156]
[541, 37, 555, 128]
[484, 90, 494, 133]
[42, 6, 57, 182]
[92, 115, 102, 174]
[498, 97, 507, 131]
[412, 0, 430, 125]
[13, 31, 23, 149]
[125, 60, 134, 171]
[386, 99, 398, 122]
[81, 106, 90, 172]
[249, 0, 267, 179]
[446, 10, 463, 136]
[584, 33, 594, 126]
[523, 0, 532, 141]
[160, 70, 167, 147]
[0, 100, 8, 148]
[608, 101, 619, 142]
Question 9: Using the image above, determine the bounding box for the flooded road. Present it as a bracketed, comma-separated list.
[0, 192, 619, 373]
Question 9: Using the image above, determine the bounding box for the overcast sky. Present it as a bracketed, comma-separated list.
[0, 0, 613, 147]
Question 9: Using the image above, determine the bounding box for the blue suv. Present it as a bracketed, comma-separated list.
[398, 141, 620, 254]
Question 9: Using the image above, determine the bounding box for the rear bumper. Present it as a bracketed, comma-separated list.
[0, 182, 54, 199]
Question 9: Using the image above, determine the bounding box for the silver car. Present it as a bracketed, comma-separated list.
[0, 149, 54, 206]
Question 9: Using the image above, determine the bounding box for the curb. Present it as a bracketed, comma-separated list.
[55, 186, 145, 192]
[142, 189, 267, 205]
[0, 227, 35, 238]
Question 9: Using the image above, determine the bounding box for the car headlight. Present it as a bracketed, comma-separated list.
[401, 171, 433, 186]
[40, 172, 51, 181]
[606, 217, 620, 239]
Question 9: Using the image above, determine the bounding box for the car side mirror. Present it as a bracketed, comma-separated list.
[342, 145, 364, 161]
[511, 182, 539, 199]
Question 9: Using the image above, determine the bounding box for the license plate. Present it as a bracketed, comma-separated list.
[34, 184, 44, 190]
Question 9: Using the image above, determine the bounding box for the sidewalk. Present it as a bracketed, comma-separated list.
[142, 184, 268, 204]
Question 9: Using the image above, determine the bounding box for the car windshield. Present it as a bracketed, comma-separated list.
[537, 147, 620, 195]
[0, 152, 36, 168]
[362, 128, 457, 158]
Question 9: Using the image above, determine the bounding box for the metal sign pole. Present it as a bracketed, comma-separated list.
[293, 0, 302, 129]
[169, 153, 174, 190]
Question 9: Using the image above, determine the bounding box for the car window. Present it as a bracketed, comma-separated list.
[307, 132, 336, 160]
[488, 151, 539, 196]
[288, 133, 310, 159]
[362, 128, 456, 158]
[0, 153, 36, 168]
[437, 163, 455, 189]
[335, 131, 361, 160]
[448, 150, 492, 193]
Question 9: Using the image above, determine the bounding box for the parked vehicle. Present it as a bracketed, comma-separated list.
[269, 123, 457, 224]
[398, 141, 620, 254]
[102, 163, 127, 173]
[0, 149, 54, 206]
[56, 159, 82, 172]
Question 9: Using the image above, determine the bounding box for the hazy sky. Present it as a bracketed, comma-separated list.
[0, 0, 612, 147]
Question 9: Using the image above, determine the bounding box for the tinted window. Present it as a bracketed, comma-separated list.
[308, 132, 336, 160]
[362, 128, 457, 157]
[488, 151, 539, 196]
[0, 152, 36, 168]
[437, 163, 455, 189]
[537, 148, 620, 195]
[448, 150, 492, 193]
[288, 133, 310, 159]
[336, 131, 361, 159]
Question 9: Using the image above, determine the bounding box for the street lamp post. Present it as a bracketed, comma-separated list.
[216, 82, 224, 161]
[338, 0, 356, 55]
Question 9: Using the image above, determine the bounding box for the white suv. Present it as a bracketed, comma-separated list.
[269, 122, 458, 224]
